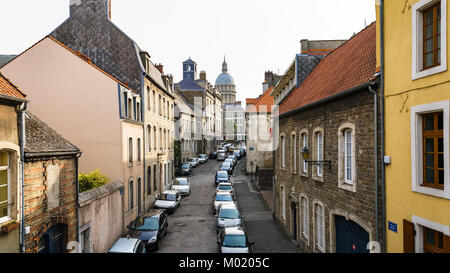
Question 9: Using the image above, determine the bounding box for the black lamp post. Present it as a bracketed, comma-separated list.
[301, 146, 331, 170]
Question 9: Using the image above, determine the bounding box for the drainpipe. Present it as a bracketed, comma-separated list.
[380, 0, 387, 253]
[368, 83, 379, 250]
[75, 152, 82, 251]
[17, 102, 27, 253]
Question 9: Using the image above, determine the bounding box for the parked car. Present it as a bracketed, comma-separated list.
[220, 161, 233, 174]
[198, 154, 208, 164]
[210, 151, 218, 159]
[127, 209, 168, 251]
[217, 153, 226, 161]
[154, 190, 181, 214]
[216, 182, 234, 198]
[188, 158, 200, 168]
[217, 226, 254, 253]
[233, 149, 242, 159]
[171, 177, 190, 196]
[108, 237, 146, 253]
[226, 155, 237, 167]
[213, 192, 235, 213]
[224, 158, 235, 169]
[180, 163, 192, 175]
[215, 171, 230, 185]
[217, 148, 227, 154]
[216, 203, 242, 229]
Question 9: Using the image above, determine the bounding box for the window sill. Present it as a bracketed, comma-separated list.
[300, 172, 308, 178]
[412, 185, 450, 199]
[338, 180, 357, 192]
[0, 219, 18, 234]
[312, 176, 324, 183]
[128, 163, 133, 167]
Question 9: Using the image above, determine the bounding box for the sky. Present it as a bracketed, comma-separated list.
[0, 0, 376, 103]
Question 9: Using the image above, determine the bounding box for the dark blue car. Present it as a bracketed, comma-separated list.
[215, 171, 230, 185]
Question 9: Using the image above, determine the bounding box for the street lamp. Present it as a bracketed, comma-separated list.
[301, 146, 331, 170]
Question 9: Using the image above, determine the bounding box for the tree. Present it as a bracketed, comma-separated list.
[79, 169, 110, 193]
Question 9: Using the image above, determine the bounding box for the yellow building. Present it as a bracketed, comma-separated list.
[382, 0, 450, 252]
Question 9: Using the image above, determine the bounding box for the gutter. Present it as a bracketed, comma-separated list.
[278, 82, 372, 119]
[16, 102, 27, 253]
[75, 152, 82, 252]
[368, 84, 379, 250]
[380, 0, 387, 253]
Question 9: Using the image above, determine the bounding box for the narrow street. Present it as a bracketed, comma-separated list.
[156, 157, 302, 253]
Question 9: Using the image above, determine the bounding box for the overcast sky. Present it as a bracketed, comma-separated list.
[0, 0, 376, 103]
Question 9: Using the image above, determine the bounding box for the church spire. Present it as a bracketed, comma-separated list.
[222, 55, 228, 73]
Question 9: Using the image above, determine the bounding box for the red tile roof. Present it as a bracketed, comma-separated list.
[280, 22, 376, 115]
[0, 72, 27, 101]
[246, 86, 275, 113]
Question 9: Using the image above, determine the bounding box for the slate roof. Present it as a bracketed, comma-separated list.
[246, 86, 274, 113]
[0, 55, 16, 67]
[0, 72, 27, 101]
[280, 22, 376, 115]
[24, 112, 80, 157]
[177, 78, 205, 91]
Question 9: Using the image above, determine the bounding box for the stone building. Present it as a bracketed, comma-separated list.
[23, 112, 81, 253]
[0, 73, 27, 253]
[215, 57, 236, 104]
[274, 23, 383, 253]
[0, 36, 144, 232]
[174, 58, 223, 156]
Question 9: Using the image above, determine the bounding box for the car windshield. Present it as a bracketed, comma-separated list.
[160, 193, 177, 201]
[216, 194, 233, 202]
[128, 216, 159, 231]
[223, 235, 247, 248]
[217, 172, 228, 179]
[219, 209, 239, 219]
[222, 162, 231, 168]
[174, 179, 188, 186]
[225, 159, 233, 163]
[199, 155, 206, 158]
[189, 158, 197, 162]
[228, 156, 236, 159]
[182, 164, 190, 168]
[218, 185, 232, 191]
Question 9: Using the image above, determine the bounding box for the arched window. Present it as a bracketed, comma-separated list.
[301, 131, 308, 175]
[291, 133, 297, 174]
[137, 138, 141, 163]
[301, 195, 309, 242]
[147, 167, 152, 195]
[281, 135, 286, 169]
[314, 202, 325, 252]
[128, 138, 133, 164]
[147, 125, 151, 152]
[338, 124, 356, 191]
[129, 178, 134, 211]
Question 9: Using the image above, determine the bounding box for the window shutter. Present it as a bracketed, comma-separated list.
[445, 234, 450, 253]
[403, 219, 415, 253]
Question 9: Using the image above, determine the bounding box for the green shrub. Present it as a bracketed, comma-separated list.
[79, 169, 110, 193]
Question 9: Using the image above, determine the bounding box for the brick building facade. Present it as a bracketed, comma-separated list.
[23, 112, 80, 253]
[274, 23, 383, 253]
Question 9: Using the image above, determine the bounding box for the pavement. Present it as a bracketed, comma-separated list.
[155, 156, 302, 253]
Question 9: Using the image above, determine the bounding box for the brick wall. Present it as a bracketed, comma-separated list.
[274, 89, 382, 253]
[23, 157, 78, 253]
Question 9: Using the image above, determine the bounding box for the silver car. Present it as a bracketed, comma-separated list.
[171, 177, 190, 196]
[217, 227, 254, 253]
[108, 237, 146, 253]
[213, 192, 235, 214]
[216, 203, 242, 229]
[155, 190, 181, 214]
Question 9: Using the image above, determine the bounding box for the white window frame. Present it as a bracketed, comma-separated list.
[281, 134, 286, 169]
[412, 0, 447, 80]
[300, 194, 310, 244]
[313, 200, 325, 253]
[338, 124, 357, 192]
[291, 132, 297, 174]
[412, 214, 450, 253]
[300, 130, 308, 176]
[411, 101, 450, 199]
[312, 128, 324, 181]
[317, 133, 323, 177]
[0, 152, 11, 224]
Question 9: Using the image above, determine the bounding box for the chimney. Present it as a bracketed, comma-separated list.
[200, 70, 207, 81]
[155, 63, 164, 74]
[70, 0, 111, 20]
[300, 39, 309, 54]
[168, 74, 174, 86]
[262, 81, 269, 93]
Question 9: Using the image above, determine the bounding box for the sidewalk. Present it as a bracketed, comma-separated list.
[233, 159, 302, 253]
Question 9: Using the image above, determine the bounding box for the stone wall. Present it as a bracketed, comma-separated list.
[23, 157, 78, 253]
[274, 89, 382, 253]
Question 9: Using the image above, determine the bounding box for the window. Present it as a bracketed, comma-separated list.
[147, 167, 152, 195]
[123, 92, 128, 118]
[129, 179, 134, 211]
[159, 95, 162, 116]
[344, 130, 353, 182]
[128, 98, 133, 119]
[423, 226, 448, 253]
[316, 132, 324, 177]
[281, 186, 286, 221]
[281, 135, 286, 169]
[147, 125, 151, 152]
[136, 101, 140, 121]
[338, 125, 356, 191]
[411, 101, 449, 199]
[128, 138, 133, 164]
[422, 112, 444, 189]
[137, 138, 141, 164]
[412, 0, 447, 79]
[422, 2, 441, 70]
[153, 127, 157, 150]
[315, 203, 325, 252]
[153, 165, 157, 193]
[163, 98, 166, 118]
[301, 132, 308, 175]
[159, 128, 162, 151]
[301, 196, 309, 242]
[153, 91, 156, 113]
[291, 133, 297, 173]
[0, 152, 10, 221]
[147, 87, 151, 111]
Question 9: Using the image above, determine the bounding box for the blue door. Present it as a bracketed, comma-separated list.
[335, 216, 369, 253]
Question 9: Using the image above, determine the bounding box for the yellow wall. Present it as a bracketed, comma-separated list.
[384, 0, 450, 252]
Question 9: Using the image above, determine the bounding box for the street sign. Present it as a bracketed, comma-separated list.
[388, 221, 397, 233]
